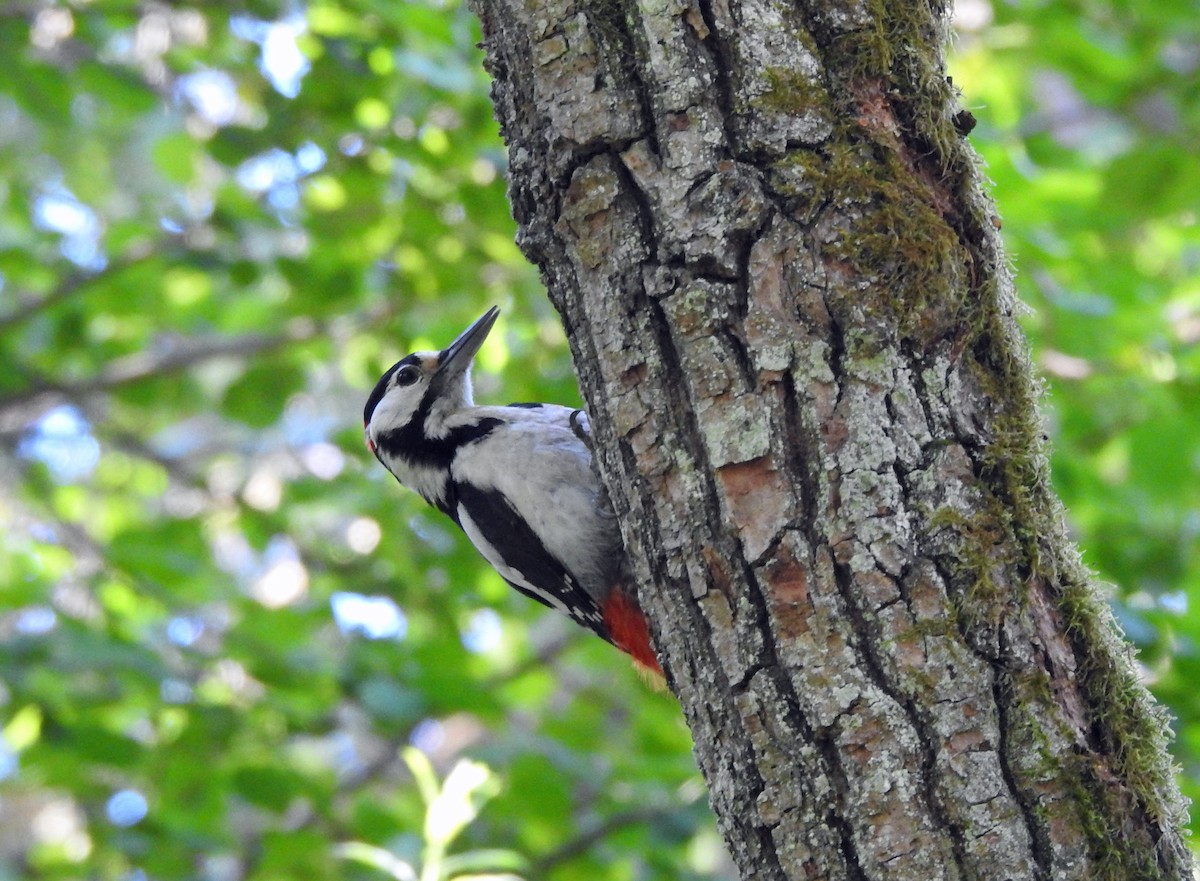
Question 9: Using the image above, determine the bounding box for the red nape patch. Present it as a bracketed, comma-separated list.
[602, 590, 663, 678]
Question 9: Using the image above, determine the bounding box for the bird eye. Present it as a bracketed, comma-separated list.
[396, 365, 421, 387]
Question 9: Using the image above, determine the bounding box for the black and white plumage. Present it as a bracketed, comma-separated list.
[363, 307, 658, 671]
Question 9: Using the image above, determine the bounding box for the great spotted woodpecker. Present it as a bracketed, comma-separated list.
[364, 307, 660, 675]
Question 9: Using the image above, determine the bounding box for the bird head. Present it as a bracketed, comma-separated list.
[364, 306, 499, 456]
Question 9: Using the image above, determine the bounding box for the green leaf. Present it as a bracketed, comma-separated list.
[64, 725, 144, 767]
[232, 765, 303, 813]
[222, 360, 305, 428]
[250, 830, 337, 881]
[153, 133, 201, 185]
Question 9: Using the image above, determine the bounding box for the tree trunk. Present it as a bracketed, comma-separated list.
[464, 0, 1192, 878]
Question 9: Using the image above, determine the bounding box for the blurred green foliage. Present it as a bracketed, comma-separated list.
[0, 1, 1194, 878]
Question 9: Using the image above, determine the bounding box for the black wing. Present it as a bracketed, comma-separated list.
[453, 481, 610, 641]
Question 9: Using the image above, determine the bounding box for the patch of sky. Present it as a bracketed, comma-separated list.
[175, 69, 240, 126]
[0, 742, 16, 782]
[461, 608, 502, 654]
[18, 405, 101, 483]
[166, 615, 204, 648]
[330, 592, 408, 641]
[235, 143, 326, 221]
[1159, 591, 1187, 615]
[281, 393, 336, 447]
[230, 12, 310, 98]
[33, 185, 105, 270]
[15, 607, 57, 636]
[408, 718, 445, 754]
[105, 789, 148, 828]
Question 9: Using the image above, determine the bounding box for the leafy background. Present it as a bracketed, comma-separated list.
[0, 1, 1195, 878]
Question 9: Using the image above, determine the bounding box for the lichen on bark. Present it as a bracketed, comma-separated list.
[466, 0, 1192, 878]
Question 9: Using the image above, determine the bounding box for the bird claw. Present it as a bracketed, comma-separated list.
[569, 409, 593, 452]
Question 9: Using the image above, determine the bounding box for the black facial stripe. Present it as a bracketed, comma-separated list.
[375, 416, 503, 473]
[506, 402, 544, 409]
[363, 353, 423, 426]
[376, 414, 502, 525]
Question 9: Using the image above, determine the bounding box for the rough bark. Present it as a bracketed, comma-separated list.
[465, 0, 1192, 879]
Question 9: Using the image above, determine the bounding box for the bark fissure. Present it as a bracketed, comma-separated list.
[832, 556, 971, 879]
[745, 577, 868, 881]
[691, 0, 737, 135]
[821, 771, 874, 881]
[993, 661, 1055, 881]
[888, 446, 1035, 880]
[778, 372, 821, 536]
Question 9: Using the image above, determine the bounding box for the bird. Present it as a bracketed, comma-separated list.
[363, 306, 660, 675]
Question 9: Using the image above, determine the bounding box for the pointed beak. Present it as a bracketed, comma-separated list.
[434, 306, 499, 384]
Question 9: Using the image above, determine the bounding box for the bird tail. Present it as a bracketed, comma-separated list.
[601, 585, 663, 678]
